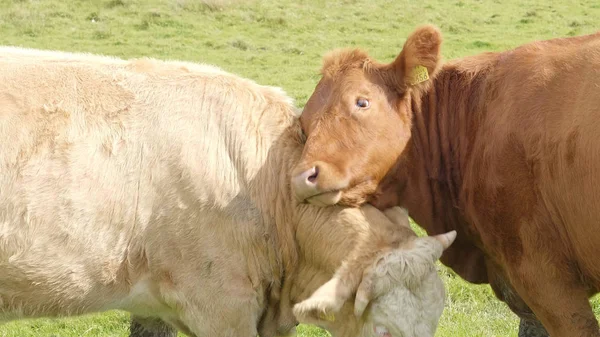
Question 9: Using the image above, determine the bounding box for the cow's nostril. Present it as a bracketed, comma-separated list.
[307, 166, 319, 183]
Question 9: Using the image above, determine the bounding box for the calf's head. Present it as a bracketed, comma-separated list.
[292, 25, 443, 207]
[293, 207, 456, 337]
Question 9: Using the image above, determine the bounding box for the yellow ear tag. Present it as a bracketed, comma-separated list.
[318, 312, 336, 322]
[409, 65, 430, 86]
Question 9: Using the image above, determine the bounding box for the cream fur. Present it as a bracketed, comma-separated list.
[0, 47, 450, 337]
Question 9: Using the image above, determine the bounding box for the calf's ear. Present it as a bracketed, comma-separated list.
[293, 276, 350, 325]
[354, 263, 377, 318]
[382, 206, 411, 229]
[390, 25, 443, 91]
[423, 230, 458, 261]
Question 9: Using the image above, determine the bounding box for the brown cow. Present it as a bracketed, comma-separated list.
[291, 25, 600, 337]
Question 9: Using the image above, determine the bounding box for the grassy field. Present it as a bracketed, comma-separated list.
[0, 0, 599, 336]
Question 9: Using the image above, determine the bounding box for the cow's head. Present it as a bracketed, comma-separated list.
[291, 25, 443, 207]
[293, 207, 456, 337]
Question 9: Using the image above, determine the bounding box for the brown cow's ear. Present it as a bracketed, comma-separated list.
[391, 25, 443, 91]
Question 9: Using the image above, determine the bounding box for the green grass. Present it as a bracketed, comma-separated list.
[0, 0, 599, 336]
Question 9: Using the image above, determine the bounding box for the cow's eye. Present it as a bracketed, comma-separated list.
[356, 98, 370, 109]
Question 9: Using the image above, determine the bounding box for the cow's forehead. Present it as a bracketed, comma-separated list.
[320, 48, 371, 79]
[369, 274, 445, 334]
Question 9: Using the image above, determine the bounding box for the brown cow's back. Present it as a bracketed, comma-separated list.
[464, 34, 600, 286]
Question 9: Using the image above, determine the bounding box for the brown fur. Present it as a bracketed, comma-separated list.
[293, 26, 600, 336]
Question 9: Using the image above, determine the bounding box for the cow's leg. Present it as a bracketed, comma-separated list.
[164, 283, 262, 336]
[487, 268, 549, 337]
[505, 253, 600, 336]
[513, 281, 598, 337]
[518, 318, 549, 337]
[129, 315, 177, 337]
[177, 304, 259, 337]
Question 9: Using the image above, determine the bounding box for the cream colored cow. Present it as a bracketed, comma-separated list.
[0, 47, 456, 337]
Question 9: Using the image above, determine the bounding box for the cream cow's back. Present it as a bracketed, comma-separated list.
[0, 49, 296, 327]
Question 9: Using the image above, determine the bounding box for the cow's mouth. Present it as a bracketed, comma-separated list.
[304, 190, 342, 207]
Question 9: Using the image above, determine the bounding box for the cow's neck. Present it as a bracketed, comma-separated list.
[398, 54, 499, 283]
[251, 123, 311, 335]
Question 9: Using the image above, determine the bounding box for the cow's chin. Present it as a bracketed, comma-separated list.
[304, 181, 377, 208]
[337, 191, 369, 208]
[306, 190, 343, 207]
[309, 185, 376, 209]
[337, 180, 379, 207]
